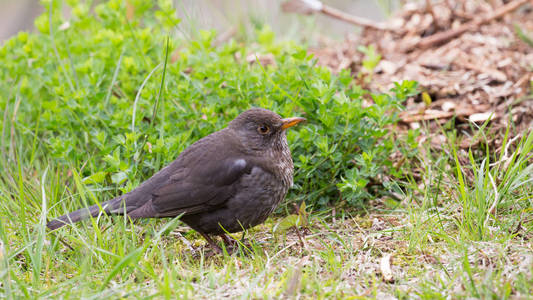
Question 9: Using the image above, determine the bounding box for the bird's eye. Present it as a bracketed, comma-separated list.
[257, 124, 270, 135]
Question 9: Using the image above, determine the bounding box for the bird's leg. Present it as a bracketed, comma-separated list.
[219, 234, 240, 254]
[220, 234, 238, 247]
[220, 233, 254, 254]
[198, 232, 222, 254]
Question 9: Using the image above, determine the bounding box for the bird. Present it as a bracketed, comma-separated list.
[47, 108, 306, 253]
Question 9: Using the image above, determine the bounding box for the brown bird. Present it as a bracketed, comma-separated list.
[47, 108, 306, 253]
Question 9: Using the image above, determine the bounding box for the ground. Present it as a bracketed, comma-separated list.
[1, 0, 532, 298]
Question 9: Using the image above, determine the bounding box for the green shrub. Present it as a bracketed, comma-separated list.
[0, 0, 417, 210]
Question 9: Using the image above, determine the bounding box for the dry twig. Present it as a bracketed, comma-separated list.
[282, 0, 397, 31]
[407, 0, 531, 51]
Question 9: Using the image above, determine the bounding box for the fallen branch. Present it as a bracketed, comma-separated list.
[406, 0, 531, 51]
[399, 109, 455, 123]
[281, 0, 397, 32]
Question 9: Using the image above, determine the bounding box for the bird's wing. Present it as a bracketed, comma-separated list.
[124, 129, 277, 218]
[127, 155, 258, 218]
[152, 158, 252, 215]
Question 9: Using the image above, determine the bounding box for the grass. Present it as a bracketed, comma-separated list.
[1, 116, 531, 298]
[1, 0, 532, 298]
[1, 156, 532, 298]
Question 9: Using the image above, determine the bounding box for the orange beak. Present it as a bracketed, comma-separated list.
[281, 117, 306, 130]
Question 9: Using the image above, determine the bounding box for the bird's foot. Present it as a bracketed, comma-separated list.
[219, 234, 255, 255]
[197, 232, 252, 255]
[220, 234, 239, 247]
[198, 231, 224, 255]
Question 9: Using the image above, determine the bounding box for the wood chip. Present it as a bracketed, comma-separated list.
[469, 111, 495, 123]
[309, 0, 533, 144]
[380, 254, 394, 283]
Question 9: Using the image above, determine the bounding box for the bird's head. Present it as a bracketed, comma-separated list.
[228, 108, 306, 152]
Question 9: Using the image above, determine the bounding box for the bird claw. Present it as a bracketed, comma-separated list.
[196, 232, 239, 255]
[188, 232, 257, 258]
[219, 234, 256, 255]
[220, 234, 238, 246]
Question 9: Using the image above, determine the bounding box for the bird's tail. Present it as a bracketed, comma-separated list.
[46, 197, 122, 230]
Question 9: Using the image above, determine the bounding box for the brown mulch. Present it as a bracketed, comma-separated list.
[310, 0, 533, 148]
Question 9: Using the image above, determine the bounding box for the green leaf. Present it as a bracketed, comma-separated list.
[111, 172, 128, 184]
[83, 171, 107, 184]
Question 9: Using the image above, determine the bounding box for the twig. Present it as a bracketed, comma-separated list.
[293, 226, 306, 249]
[281, 0, 397, 32]
[407, 0, 530, 51]
[399, 110, 455, 122]
[321, 5, 394, 31]
[484, 170, 499, 226]
[489, 133, 522, 167]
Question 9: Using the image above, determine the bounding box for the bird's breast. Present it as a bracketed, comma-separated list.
[278, 147, 294, 187]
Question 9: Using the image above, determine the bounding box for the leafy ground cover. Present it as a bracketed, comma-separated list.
[0, 0, 531, 298]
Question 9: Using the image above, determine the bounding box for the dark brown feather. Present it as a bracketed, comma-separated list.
[47, 108, 304, 253]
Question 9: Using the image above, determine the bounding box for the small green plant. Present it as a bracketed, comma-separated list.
[0, 0, 415, 211]
[356, 44, 382, 85]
